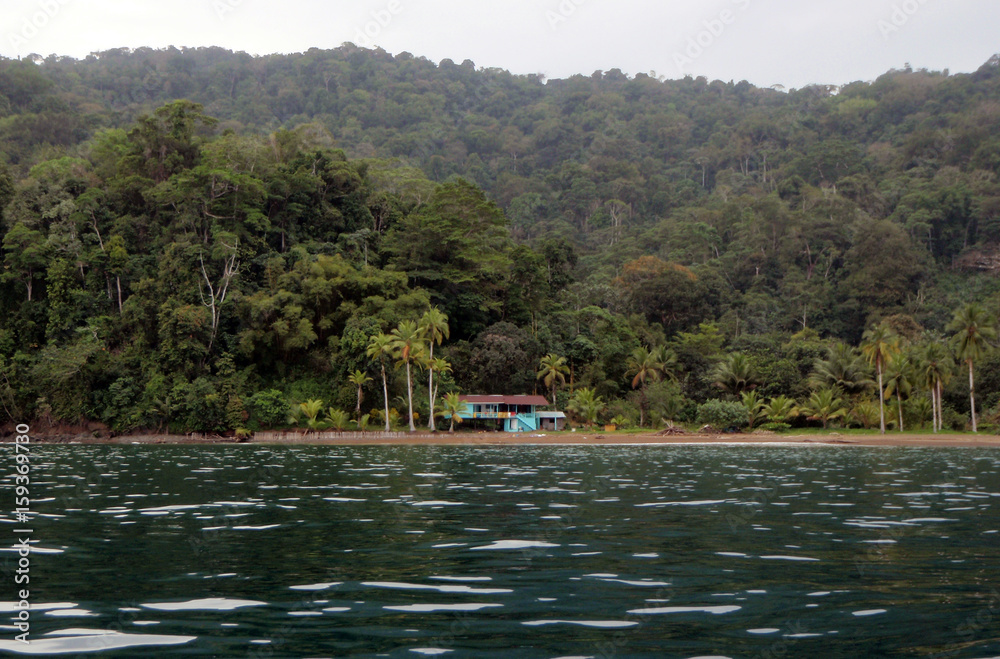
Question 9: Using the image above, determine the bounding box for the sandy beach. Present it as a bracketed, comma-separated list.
[18, 430, 1000, 448]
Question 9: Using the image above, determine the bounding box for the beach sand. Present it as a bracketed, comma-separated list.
[22, 430, 1000, 448]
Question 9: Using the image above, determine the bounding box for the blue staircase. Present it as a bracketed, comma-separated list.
[515, 414, 538, 432]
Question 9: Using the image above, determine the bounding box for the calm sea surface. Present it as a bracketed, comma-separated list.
[0, 444, 998, 658]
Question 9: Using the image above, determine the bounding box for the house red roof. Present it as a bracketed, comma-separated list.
[460, 395, 550, 406]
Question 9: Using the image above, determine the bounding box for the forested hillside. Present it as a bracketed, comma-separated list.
[3, 46, 1000, 434]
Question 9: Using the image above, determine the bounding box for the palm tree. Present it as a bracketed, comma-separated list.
[419, 308, 450, 431]
[627, 346, 669, 427]
[948, 303, 996, 433]
[299, 399, 326, 434]
[347, 370, 372, 424]
[420, 356, 451, 425]
[537, 353, 570, 407]
[567, 387, 605, 429]
[851, 400, 881, 430]
[921, 341, 954, 433]
[441, 392, 465, 432]
[883, 355, 914, 432]
[809, 343, 873, 397]
[798, 388, 847, 429]
[366, 333, 394, 432]
[763, 396, 798, 425]
[741, 390, 767, 430]
[712, 353, 758, 397]
[324, 408, 351, 431]
[390, 320, 425, 432]
[860, 322, 901, 434]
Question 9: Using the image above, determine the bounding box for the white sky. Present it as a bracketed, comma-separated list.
[2, 0, 998, 88]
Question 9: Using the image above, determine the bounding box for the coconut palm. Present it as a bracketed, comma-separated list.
[441, 392, 465, 432]
[567, 387, 605, 429]
[347, 369, 372, 424]
[366, 333, 394, 432]
[389, 320, 425, 432]
[537, 353, 570, 407]
[420, 356, 451, 423]
[860, 322, 901, 434]
[324, 408, 351, 431]
[299, 399, 325, 433]
[712, 353, 758, 397]
[419, 308, 450, 431]
[627, 346, 673, 426]
[883, 355, 914, 432]
[798, 388, 847, 429]
[809, 343, 873, 397]
[948, 303, 996, 432]
[851, 400, 881, 430]
[920, 341, 955, 433]
[740, 390, 767, 430]
[763, 396, 798, 425]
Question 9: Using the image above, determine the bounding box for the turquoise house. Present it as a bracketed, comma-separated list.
[456, 395, 566, 432]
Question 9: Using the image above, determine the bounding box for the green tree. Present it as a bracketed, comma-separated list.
[537, 353, 570, 407]
[948, 303, 996, 432]
[2, 223, 46, 301]
[712, 353, 759, 397]
[884, 355, 914, 432]
[860, 322, 900, 434]
[798, 388, 848, 429]
[390, 320, 425, 432]
[809, 344, 873, 397]
[441, 391, 465, 432]
[299, 399, 325, 433]
[324, 408, 351, 431]
[921, 341, 954, 433]
[347, 370, 372, 424]
[764, 396, 798, 424]
[627, 346, 674, 426]
[419, 307, 450, 431]
[367, 333, 394, 432]
[567, 387, 604, 429]
[741, 390, 767, 430]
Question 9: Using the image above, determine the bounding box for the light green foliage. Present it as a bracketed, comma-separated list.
[696, 400, 747, 431]
[441, 392, 465, 432]
[324, 408, 350, 431]
[249, 389, 289, 429]
[798, 388, 848, 429]
[567, 387, 605, 428]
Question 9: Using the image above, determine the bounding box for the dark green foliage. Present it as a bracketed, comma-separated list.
[4, 50, 1000, 432]
[697, 400, 747, 431]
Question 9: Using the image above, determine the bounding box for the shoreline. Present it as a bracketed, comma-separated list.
[10, 431, 1000, 448]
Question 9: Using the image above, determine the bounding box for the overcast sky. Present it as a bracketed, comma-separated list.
[3, 0, 998, 88]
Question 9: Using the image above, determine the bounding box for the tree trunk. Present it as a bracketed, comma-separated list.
[381, 365, 391, 432]
[877, 363, 886, 434]
[116, 276, 123, 314]
[406, 361, 416, 432]
[896, 391, 904, 432]
[969, 360, 978, 433]
[639, 386, 646, 428]
[934, 380, 944, 433]
[427, 343, 436, 431]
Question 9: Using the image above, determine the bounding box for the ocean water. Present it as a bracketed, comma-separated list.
[0, 443, 998, 658]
